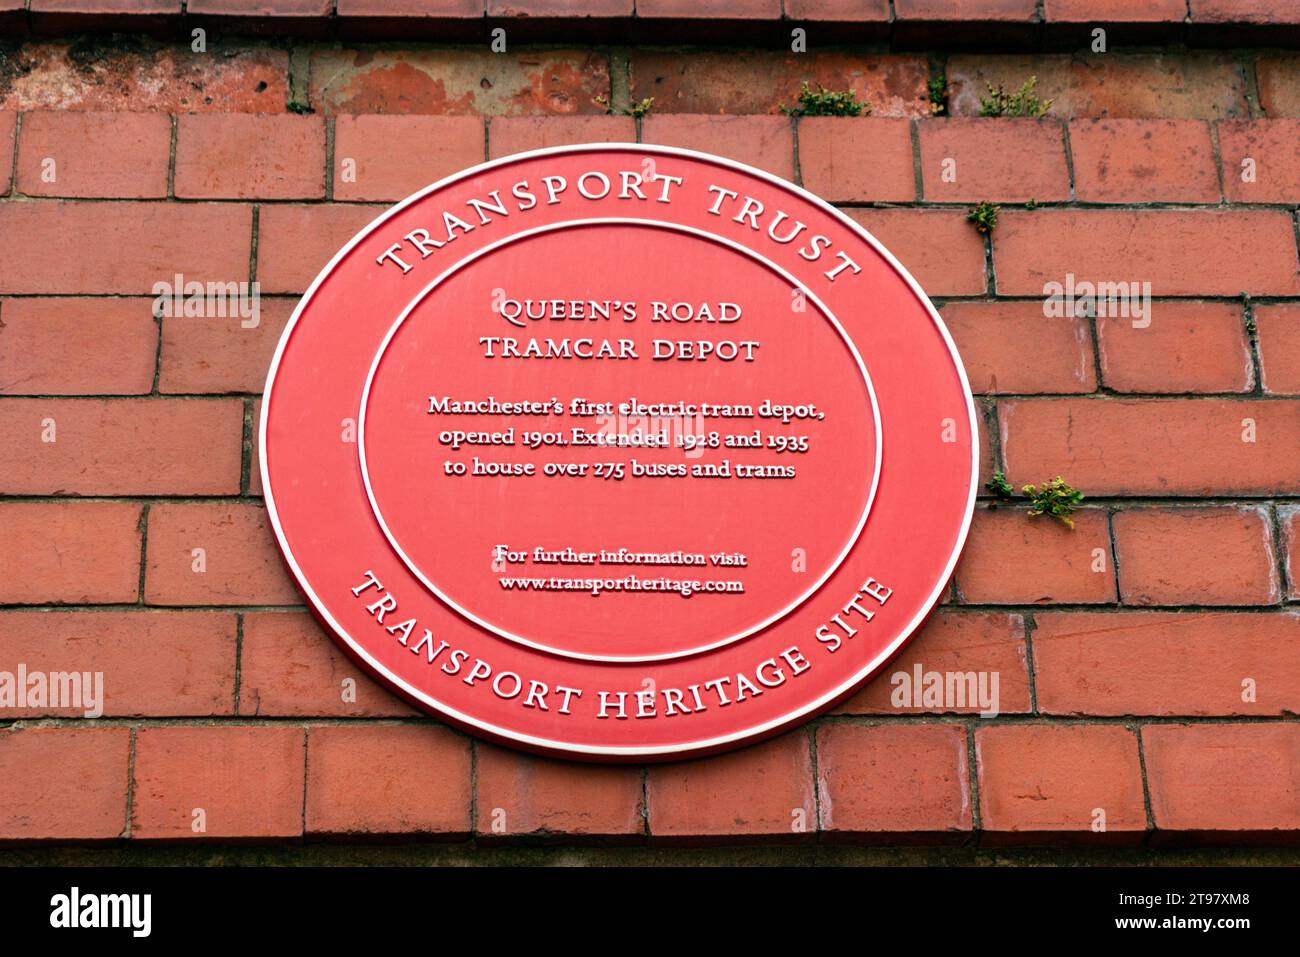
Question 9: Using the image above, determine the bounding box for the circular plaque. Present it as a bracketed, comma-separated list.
[261, 145, 977, 761]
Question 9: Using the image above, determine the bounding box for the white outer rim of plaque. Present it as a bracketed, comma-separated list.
[261, 143, 980, 759]
[356, 218, 884, 664]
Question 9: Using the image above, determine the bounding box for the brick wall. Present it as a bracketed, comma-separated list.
[1, 6, 1299, 854]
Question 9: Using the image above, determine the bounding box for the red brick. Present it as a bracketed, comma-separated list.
[335, 115, 483, 202]
[487, 0, 630, 12]
[238, 612, 414, 717]
[249, 397, 264, 496]
[145, 502, 299, 606]
[955, 507, 1115, 604]
[1218, 120, 1300, 203]
[942, 300, 1095, 395]
[0, 113, 14, 194]
[0, 501, 142, 603]
[1113, 507, 1279, 606]
[976, 725, 1146, 842]
[16, 112, 170, 199]
[816, 724, 971, 840]
[489, 115, 636, 159]
[257, 203, 384, 294]
[188, 0, 330, 12]
[160, 299, 291, 395]
[1283, 507, 1299, 600]
[1000, 398, 1300, 495]
[895, 0, 1036, 19]
[0, 728, 128, 841]
[647, 733, 814, 840]
[976, 404, 996, 491]
[641, 115, 793, 180]
[29, 0, 177, 9]
[0, 44, 288, 114]
[1097, 301, 1252, 394]
[310, 49, 610, 116]
[797, 117, 915, 202]
[0, 202, 252, 295]
[1192, 0, 1300, 25]
[631, 51, 930, 118]
[474, 744, 644, 839]
[993, 209, 1300, 297]
[1034, 611, 1300, 717]
[833, 612, 1031, 715]
[784, 0, 890, 20]
[306, 724, 471, 837]
[948, 54, 1250, 120]
[1144, 724, 1300, 839]
[0, 610, 236, 716]
[0, 298, 157, 395]
[338, 0, 481, 13]
[175, 115, 325, 200]
[637, 0, 778, 17]
[1045, 0, 1187, 22]
[1257, 57, 1300, 118]
[1069, 119, 1219, 203]
[1258, 304, 1300, 396]
[843, 208, 987, 296]
[918, 118, 1068, 202]
[0, 398, 244, 495]
[132, 725, 305, 839]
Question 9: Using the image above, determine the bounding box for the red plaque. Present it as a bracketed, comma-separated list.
[261, 145, 977, 760]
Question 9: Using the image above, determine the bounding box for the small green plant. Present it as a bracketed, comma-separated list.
[985, 470, 1015, 502]
[967, 201, 999, 234]
[1025, 197, 1039, 210]
[593, 94, 655, 117]
[927, 76, 948, 116]
[1242, 292, 1257, 335]
[978, 76, 1052, 118]
[1023, 476, 1084, 529]
[286, 99, 314, 115]
[782, 81, 868, 117]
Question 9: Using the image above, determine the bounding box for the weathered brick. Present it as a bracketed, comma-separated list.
[797, 117, 915, 202]
[338, 0, 481, 13]
[0, 202, 252, 295]
[918, 118, 1069, 202]
[941, 300, 1095, 395]
[188, 0, 331, 13]
[1113, 507, 1279, 606]
[0, 398, 244, 494]
[0, 43, 289, 114]
[1257, 304, 1300, 395]
[1144, 724, 1300, 839]
[175, 114, 326, 200]
[1044, 0, 1186, 22]
[641, 114, 794, 180]
[16, 112, 171, 199]
[843, 208, 987, 296]
[159, 299, 292, 395]
[488, 115, 635, 159]
[257, 204, 384, 294]
[975, 725, 1146, 842]
[1000, 398, 1300, 495]
[306, 724, 471, 837]
[335, 114, 484, 202]
[832, 611, 1031, 715]
[1192, 0, 1300, 25]
[816, 724, 972, 840]
[630, 51, 930, 117]
[132, 725, 305, 839]
[1069, 119, 1219, 203]
[993, 209, 1300, 297]
[954, 506, 1116, 604]
[1034, 611, 1300, 716]
[1217, 120, 1300, 203]
[249, 397, 264, 496]
[896, 0, 1036, 18]
[1283, 506, 1300, 600]
[784, 0, 890, 20]
[1097, 301, 1252, 394]
[647, 732, 814, 840]
[310, 48, 610, 116]
[0, 501, 142, 603]
[0, 610, 236, 716]
[948, 54, 1250, 120]
[637, 0, 778, 16]
[238, 612, 414, 717]
[1256, 57, 1300, 117]
[474, 743, 644, 839]
[0, 297, 157, 395]
[0, 728, 128, 841]
[0, 112, 14, 194]
[144, 502, 300, 606]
